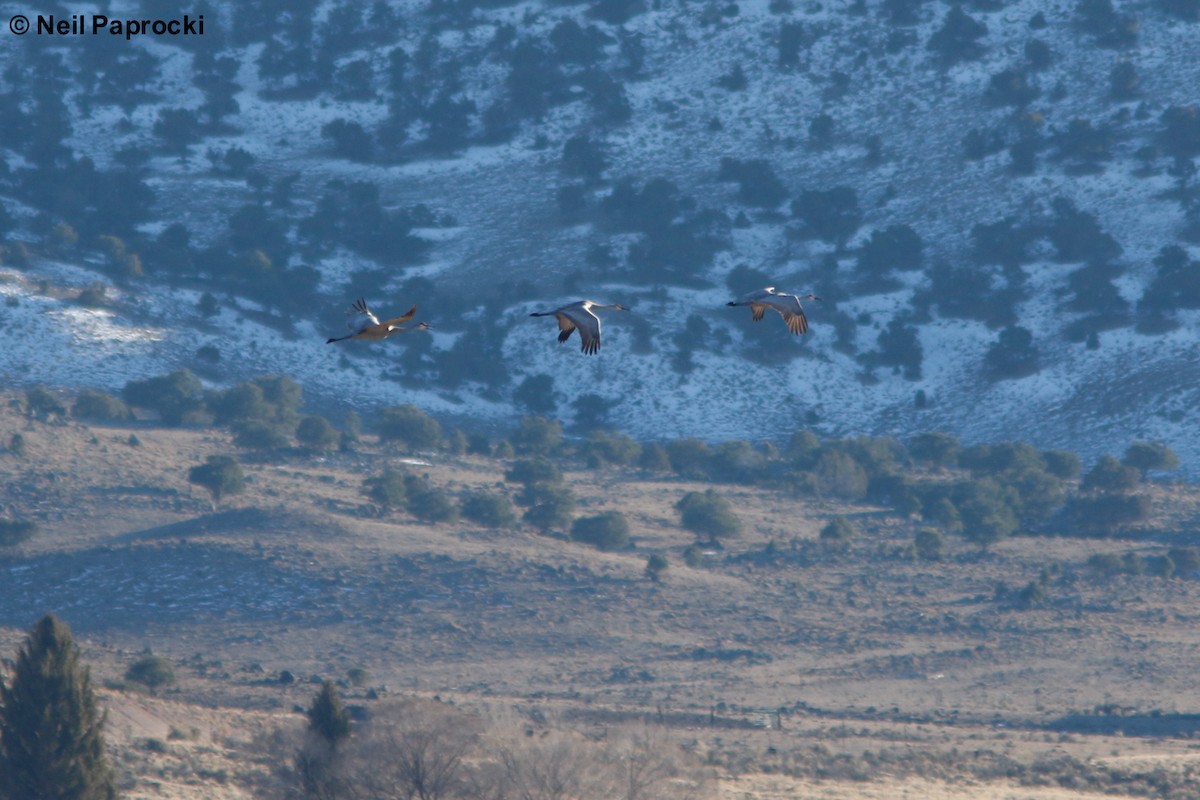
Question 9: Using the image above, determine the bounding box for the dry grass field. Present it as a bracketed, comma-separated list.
[3, 392, 1200, 799]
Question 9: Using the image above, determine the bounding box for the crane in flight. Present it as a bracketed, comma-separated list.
[326, 298, 430, 343]
[529, 299, 629, 355]
[726, 288, 820, 335]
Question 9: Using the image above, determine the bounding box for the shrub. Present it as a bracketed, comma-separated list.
[461, 491, 517, 528]
[71, 390, 132, 422]
[407, 483, 460, 524]
[362, 470, 408, 512]
[232, 420, 291, 450]
[1042, 450, 1082, 480]
[909, 432, 959, 467]
[296, 415, 340, 452]
[676, 490, 742, 540]
[0, 519, 37, 547]
[1081, 456, 1139, 493]
[123, 370, 205, 425]
[645, 554, 668, 581]
[510, 416, 563, 455]
[819, 517, 854, 548]
[638, 442, 672, 472]
[570, 511, 631, 551]
[188, 455, 245, 503]
[709, 440, 766, 483]
[1071, 494, 1151, 533]
[523, 489, 575, 532]
[1122, 441, 1179, 477]
[505, 459, 562, 486]
[584, 430, 642, 467]
[812, 450, 868, 500]
[377, 405, 442, 450]
[125, 655, 176, 691]
[25, 386, 67, 420]
[914, 528, 945, 561]
[958, 484, 1018, 549]
[984, 326, 1040, 381]
[666, 438, 712, 479]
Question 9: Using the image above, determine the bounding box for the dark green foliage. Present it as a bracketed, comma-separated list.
[971, 218, 1034, 269]
[232, 420, 292, 451]
[984, 326, 1040, 381]
[584, 430, 642, 467]
[914, 528, 945, 561]
[717, 158, 788, 208]
[377, 404, 443, 450]
[1081, 456, 1140, 493]
[296, 415, 340, 452]
[321, 118, 372, 160]
[0, 614, 117, 800]
[306, 680, 351, 746]
[1110, 61, 1138, 99]
[985, 68, 1038, 107]
[514, 375, 557, 416]
[1159, 0, 1200, 20]
[874, 318, 923, 380]
[522, 486, 575, 532]
[25, 385, 66, 420]
[927, 5, 987, 66]
[1047, 198, 1122, 264]
[406, 480, 460, 524]
[124, 655, 176, 691]
[1042, 450, 1082, 480]
[505, 459, 562, 486]
[1075, 0, 1137, 47]
[461, 491, 517, 528]
[188, 455, 245, 503]
[819, 517, 855, 548]
[1086, 552, 1145, 577]
[812, 450, 869, 500]
[123, 369, 205, 425]
[561, 135, 607, 183]
[1071, 493, 1151, 533]
[786, 430, 821, 468]
[570, 511, 631, 551]
[638, 442, 672, 472]
[676, 490, 742, 540]
[8, 434, 26, 457]
[959, 442, 1045, 477]
[909, 432, 960, 467]
[1141, 246, 1200, 317]
[0, 519, 37, 547]
[666, 438, 712, 479]
[956, 479, 1018, 548]
[791, 187, 862, 249]
[362, 469, 407, 512]
[709, 440, 766, 483]
[645, 553, 669, 581]
[857, 224, 924, 282]
[511, 416, 563, 456]
[926, 497, 964, 533]
[1160, 106, 1200, 161]
[1053, 119, 1113, 173]
[1122, 441, 1179, 477]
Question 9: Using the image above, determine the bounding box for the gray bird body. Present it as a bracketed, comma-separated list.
[529, 299, 629, 355]
[727, 287, 820, 335]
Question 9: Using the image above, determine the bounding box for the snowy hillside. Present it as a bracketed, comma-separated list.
[1, 0, 1199, 471]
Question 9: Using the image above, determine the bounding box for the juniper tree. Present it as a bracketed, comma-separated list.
[0, 614, 117, 800]
[296, 681, 351, 800]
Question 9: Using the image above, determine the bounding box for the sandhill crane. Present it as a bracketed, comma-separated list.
[529, 299, 629, 355]
[326, 298, 431, 344]
[726, 287, 821, 335]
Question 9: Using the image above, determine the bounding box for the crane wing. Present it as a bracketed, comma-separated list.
[555, 312, 577, 343]
[749, 303, 768, 322]
[767, 297, 809, 334]
[563, 306, 601, 354]
[379, 305, 417, 328]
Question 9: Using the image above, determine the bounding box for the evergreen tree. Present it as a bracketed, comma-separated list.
[0, 614, 117, 800]
[296, 681, 350, 800]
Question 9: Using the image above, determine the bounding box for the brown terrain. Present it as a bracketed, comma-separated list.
[3, 393, 1200, 799]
